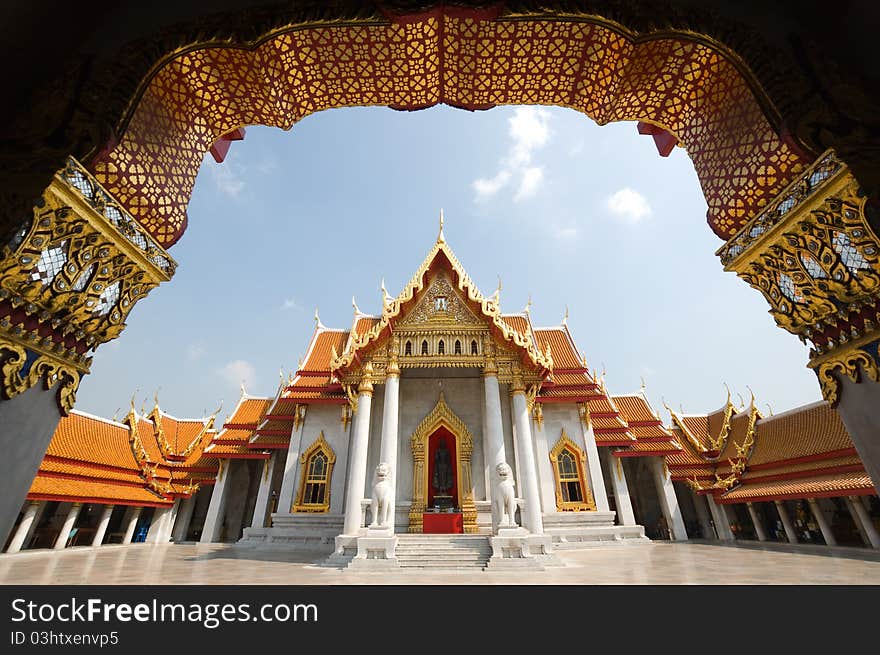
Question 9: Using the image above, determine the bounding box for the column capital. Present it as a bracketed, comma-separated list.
[358, 361, 374, 395]
[482, 358, 498, 377]
[510, 373, 526, 394]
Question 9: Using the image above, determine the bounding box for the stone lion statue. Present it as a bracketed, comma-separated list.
[369, 462, 393, 529]
[494, 462, 518, 528]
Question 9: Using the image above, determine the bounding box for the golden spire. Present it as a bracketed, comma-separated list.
[437, 208, 445, 243]
[524, 294, 532, 315]
[380, 278, 392, 310]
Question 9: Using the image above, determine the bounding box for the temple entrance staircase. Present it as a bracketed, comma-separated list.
[394, 534, 492, 570]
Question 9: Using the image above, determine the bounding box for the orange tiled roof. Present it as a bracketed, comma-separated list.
[28, 476, 171, 506]
[45, 411, 137, 470]
[302, 329, 349, 372]
[616, 440, 681, 455]
[747, 401, 854, 466]
[501, 314, 533, 347]
[719, 471, 874, 502]
[225, 397, 271, 425]
[612, 394, 663, 425]
[534, 327, 582, 369]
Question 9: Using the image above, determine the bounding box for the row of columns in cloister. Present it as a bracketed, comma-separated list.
[591, 450, 880, 550]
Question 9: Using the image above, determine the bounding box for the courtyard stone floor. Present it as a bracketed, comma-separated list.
[2, 539, 880, 584]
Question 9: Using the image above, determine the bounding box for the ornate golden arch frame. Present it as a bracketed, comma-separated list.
[408, 392, 477, 533]
[550, 429, 596, 512]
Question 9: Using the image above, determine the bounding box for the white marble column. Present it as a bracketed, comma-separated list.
[650, 457, 687, 540]
[807, 498, 836, 546]
[774, 500, 798, 544]
[121, 507, 142, 544]
[201, 459, 232, 543]
[91, 505, 115, 547]
[277, 406, 307, 516]
[172, 494, 198, 541]
[693, 493, 715, 539]
[746, 502, 767, 541]
[54, 502, 82, 549]
[249, 454, 278, 529]
[848, 496, 880, 549]
[6, 501, 42, 553]
[706, 495, 734, 540]
[146, 503, 173, 544]
[482, 361, 511, 530]
[377, 355, 400, 530]
[579, 406, 610, 512]
[604, 450, 636, 526]
[343, 363, 374, 536]
[511, 377, 542, 534]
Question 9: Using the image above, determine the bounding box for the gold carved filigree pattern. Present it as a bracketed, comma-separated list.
[93, 12, 808, 247]
[0, 158, 175, 415]
[720, 152, 880, 404]
[407, 392, 477, 533]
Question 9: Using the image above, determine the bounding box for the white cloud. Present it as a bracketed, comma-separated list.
[552, 223, 579, 241]
[606, 188, 652, 223]
[186, 343, 206, 361]
[515, 167, 544, 201]
[220, 359, 256, 390]
[472, 107, 552, 202]
[280, 298, 301, 311]
[204, 155, 246, 198]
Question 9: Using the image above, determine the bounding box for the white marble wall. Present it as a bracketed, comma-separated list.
[532, 403, 597, 515]
[288, 404, 352, 515]
[394, 372, 490, 506]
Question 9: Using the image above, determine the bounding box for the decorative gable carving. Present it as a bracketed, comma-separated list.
[397, 273, 483, 328]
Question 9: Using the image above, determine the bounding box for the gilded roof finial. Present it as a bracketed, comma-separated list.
[746, 385, 756, 407]
[297, 356, 304, 370]
[314, 307, 325, 330]
[153, 388, 161, 411]
[492, 276, 502, 304]
[380, 278, 392, 309]
[129, 389, 139, 414]
[241, 380, 247, 397]
[640, 376, 647, 393]
[736, 392, 746, 411]
[112, 407, 120, 422]
[562, 305, 569, 326]
[723, 381, 732, 406]
[352, 295, 361, 316]
[524, 294, 532, 315]
[437, 208, 445, 243]
[764, 402, 773, 417]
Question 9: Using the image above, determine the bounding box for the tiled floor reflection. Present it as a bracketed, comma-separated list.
[1, 540, 879, 585]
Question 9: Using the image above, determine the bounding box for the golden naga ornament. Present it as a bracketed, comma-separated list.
[719, 150, 880, 406]
[0, 158, 175, 414]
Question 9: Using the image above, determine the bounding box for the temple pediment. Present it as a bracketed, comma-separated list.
[329, 226, 552, 382]
[396, 272, 484, 329]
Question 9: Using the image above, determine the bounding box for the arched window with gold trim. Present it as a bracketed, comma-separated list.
[438, 339, 445, 354]
[454, 339, 462, 355]
[549, 429, 595, 511]
[470, 339, 478, 355]
[405, 340, 412, 356]
[421, 340, 429, 355]
[293, 432, 336, 513]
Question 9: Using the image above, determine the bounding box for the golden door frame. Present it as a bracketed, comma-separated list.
[408, 392, 477, 533]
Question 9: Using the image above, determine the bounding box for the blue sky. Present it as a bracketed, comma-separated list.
[77, 105, 821, 423]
